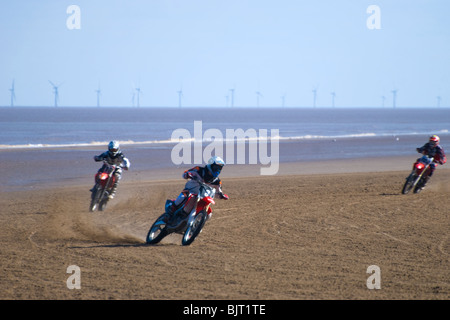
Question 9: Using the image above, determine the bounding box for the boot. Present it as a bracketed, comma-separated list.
[416, 175, 430, 193]
[162, 202, 177, 223]
[108, 183, 118, 199]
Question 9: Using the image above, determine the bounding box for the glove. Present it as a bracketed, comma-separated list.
[187, 172, 198, 180]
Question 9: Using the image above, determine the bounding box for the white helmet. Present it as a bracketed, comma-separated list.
[108, 140, 120, 156]
[207, 156, 225, 178]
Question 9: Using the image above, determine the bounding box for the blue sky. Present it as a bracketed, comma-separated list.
[0, 0, 449, 107]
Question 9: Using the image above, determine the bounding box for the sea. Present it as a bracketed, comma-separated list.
[0, 106, 449, 190]
[1, 106, 449, 148]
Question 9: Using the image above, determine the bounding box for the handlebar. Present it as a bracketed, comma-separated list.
[100, 160, 127, 170]
[187, 172, 228, 200]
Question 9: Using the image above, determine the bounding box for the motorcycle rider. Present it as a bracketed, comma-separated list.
[92, 140, 130, 199]
[416, 135, 446, 188]
[163, 156, 229, 222]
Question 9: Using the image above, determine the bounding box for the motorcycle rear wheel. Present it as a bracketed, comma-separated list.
[182, 211, 207, 246]
[99, 198, 109, 211]
[413, 177, 426, 194]
[146, 215, 168, 245]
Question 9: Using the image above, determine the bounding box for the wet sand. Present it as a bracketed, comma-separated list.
[0, 147, 449, 301]
[0, 134, 429, 191]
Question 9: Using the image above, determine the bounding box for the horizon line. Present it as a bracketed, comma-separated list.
[1, 105, 449, 109]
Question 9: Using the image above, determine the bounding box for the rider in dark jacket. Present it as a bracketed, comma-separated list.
[416, 135, 446, 187]
[92, 140, 130, 199]
[164, 156, 228, 221]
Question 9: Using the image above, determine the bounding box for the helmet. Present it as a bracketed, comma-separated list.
[206, 156, 225, 178]
[429, 135, 440, 146]
[108, 140, 120, 156]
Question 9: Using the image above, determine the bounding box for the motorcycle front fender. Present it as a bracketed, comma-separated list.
[195, 197, 214, 214]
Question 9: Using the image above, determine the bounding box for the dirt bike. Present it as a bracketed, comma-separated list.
[402, 154, 434, 194]
[89, 162, 120, 212]
[146, 180, 218, 246]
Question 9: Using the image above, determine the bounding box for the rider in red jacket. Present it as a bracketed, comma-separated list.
[416, 135, 446, 187]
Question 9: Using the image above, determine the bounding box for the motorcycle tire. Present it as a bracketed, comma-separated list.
[89, 185, 103, 212]
[413, 178, 426, 194]
[414, 169, 431, 194]
[401, 174, 416, 195]
[89, 186, 101, 212]
[146, 215, 168, 245]
[99, 198, 109, 211]
[89, 200, 97, 212]
[181, 211, 207, 246]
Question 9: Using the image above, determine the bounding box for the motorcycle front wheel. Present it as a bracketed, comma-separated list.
[402, 174, 417, 194]
[182, 211, 207, 246]
[89, 185, 102, 212]
[146, 215, 168, 245]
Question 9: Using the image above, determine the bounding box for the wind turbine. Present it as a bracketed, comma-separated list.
[177, 87, 183, 108]
[95, 84, 101, 107]
[229, 87, 235, 107]
[9, 80, 16, 107]
[49, 81, 62, 107]
[281, 93, 286, 108]
[255, 91, 263, 107]
[225, 94, 229, 107]
[331, 91, 336, 108]
[381, 95, 386, 108]
[391, 89, 398, 108]
[130, 81, 142, 107]
[312, 86, 318, 108]
[437, 96, 441, 108]
[135, 86, 142, 107]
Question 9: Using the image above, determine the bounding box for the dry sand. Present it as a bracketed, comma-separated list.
[0, 157, 448, 302]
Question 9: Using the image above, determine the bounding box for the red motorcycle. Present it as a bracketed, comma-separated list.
[89, 162, 119, 212]
[146, 180, 219, 246]
[402, 154, 434, 194]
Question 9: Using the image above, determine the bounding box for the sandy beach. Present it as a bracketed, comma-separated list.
[0, 148, 449, 301]
[2, 0, 449, 310]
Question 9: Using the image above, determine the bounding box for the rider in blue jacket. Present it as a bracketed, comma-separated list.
[163, 156, 228, 222]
